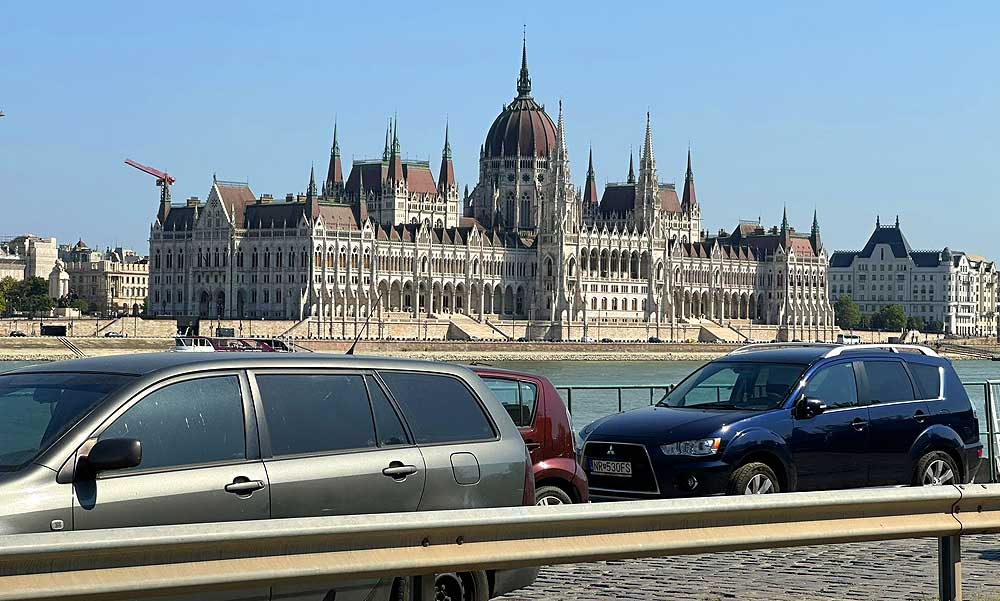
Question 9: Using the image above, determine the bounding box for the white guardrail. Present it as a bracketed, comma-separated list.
[0, 484, 998, 601]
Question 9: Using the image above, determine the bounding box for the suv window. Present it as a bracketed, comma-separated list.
[909, 363, 943, 399]
[380, 372, 495, 444]
[804, 362, 858, 409]
[863, 361, 916, 403]
[481, 377, 537, 427]
[365, 375, 409, 447]
[99, 376, 245, 472]
[256, 374, 376, 456]
[659, 362, 806, 411]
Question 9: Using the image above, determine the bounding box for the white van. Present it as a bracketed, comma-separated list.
[837, 333, 861, 345]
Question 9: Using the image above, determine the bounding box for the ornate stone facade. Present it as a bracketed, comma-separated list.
[148, 41, 835, 341]
[64, 246, 149, 315]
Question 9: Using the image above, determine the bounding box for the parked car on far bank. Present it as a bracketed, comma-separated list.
[472, 366, 588, 505]
[579, 344, 981, 500]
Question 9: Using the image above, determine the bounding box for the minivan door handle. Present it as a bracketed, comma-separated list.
[224, 477, 265, 496]
[524, 441, 541, 451]
[383, 461, 418, 481]
[914, 410, 927, 423]
[851, 418, 868, 431]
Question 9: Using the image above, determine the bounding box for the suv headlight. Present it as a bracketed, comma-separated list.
[660, 438, 721, 457]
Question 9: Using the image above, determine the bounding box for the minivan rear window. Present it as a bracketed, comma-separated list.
[379, 372, 496, 445]
[0, 372, 135, 471]
[909, 363, 943, 399]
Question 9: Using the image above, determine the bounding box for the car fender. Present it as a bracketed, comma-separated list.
[533, 457, 588, 501]
[909, 424, 967, 472]
[723, 428, 797, 490]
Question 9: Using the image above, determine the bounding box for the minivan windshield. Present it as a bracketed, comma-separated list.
[657, 361, 806, 411]
[0, 372, 134, 471]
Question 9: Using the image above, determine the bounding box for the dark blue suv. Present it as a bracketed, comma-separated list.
[580, 344, 982, 500]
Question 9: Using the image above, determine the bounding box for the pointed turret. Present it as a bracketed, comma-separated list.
[810, 209, 823, 253]
[306, 164, 318, 219]
[640, 112, 655, 172]
[324, 120, 343, 196]
[583, 146, 598, 210]
[516, 31, 532, 98]
[681, 148, 697, 210]
[438, 121, 456, 193]
[627, 150, 635, 184]
[780, 206, 790, 237]
[387, 117, 404, 184]
[355, 167, 368, 223]
[382, 119, 391, 162]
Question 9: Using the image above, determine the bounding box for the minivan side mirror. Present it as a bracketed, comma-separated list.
[796, 397, 828, 419]
[78, 438, 142, 478]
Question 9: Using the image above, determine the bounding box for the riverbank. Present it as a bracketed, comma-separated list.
[0, 337, 996, 362]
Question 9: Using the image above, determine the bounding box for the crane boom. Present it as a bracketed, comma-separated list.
[124, 159, 175, 184]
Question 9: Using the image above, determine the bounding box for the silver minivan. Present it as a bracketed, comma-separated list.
[0, 353, 537, 601]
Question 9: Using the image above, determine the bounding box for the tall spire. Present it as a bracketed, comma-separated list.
[324, 119, 343, 195]
[681, 148, 697, 209]
[627, 149, 635, 184]
[781, 206, 789, 234]
[438, 120, 456, 192]
[583, 146, 598, 210]
[640, 112, 655, 171]
[382, 118, 391, 161]
[812, 209, 820, 235]
[388, 116, 403, 184]
[516, 29, 532, 97]
[307, 164, 317, 198]
[555, 99, 568, 160]
[810, 209, 823, 253]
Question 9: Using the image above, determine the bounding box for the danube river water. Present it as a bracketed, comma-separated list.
[4, 358, 998, 432]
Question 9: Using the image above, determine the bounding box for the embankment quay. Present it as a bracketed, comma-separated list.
[1, 337, 998, 363]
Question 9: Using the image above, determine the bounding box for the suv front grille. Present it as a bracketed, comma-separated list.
[583, 441, 659, 495]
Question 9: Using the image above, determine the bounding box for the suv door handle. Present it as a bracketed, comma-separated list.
[224, 477, 265, 495]
[525, 442, 541, 451]
[851, 418, 868, 431]
[914, 410, 927, 423]
[383, 462, 418, 480]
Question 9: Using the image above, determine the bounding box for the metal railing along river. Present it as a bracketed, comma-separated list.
[556, 380, 1000, 483]
[0, 483, 993, 601]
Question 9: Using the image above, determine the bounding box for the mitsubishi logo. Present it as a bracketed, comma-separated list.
[607, 446, 615, 456]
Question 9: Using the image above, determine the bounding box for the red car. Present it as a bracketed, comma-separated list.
[472, 366, 589, 505]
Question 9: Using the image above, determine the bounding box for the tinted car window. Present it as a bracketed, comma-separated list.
[804, 362, 858, 409]
[365, 375, 409, 447]
[256, 374, 376, 456]
[380, 372, 495, 444]
[100, 376, 245, 472]
[909, 363, 942, 399]
[520, 382, 538, 425]
[863, 361, 916, 403]
[659, 362, 806, 410]
[0, 373, 134, 471]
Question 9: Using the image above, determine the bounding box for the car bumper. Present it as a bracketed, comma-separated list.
[585, 449, 734, 501]
[965, 443, 985, 483]
[491, 566, 539, 597]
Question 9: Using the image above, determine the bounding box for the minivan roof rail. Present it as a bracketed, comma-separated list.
[727, 342, 939, 359]
[822, 344, 939, 358]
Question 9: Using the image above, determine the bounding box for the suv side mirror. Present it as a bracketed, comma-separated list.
[79, 438, 142, 477]
[797, 397, 828, 419]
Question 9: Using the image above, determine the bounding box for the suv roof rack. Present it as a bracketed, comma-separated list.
[822, 344, 939, 358]
[728, 342, 835, 356]
[727, 342, 939, 359]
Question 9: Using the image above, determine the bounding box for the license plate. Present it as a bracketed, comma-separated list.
[590, 459, 632, 477]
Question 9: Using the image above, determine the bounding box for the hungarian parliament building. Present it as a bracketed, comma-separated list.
[148, 42, 836, 341]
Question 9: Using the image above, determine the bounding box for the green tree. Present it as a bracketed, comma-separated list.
[0, 276, 17, 315]
[877, 304, 907, 332]
[906, 316, 925, 332]
[8, 277, 53, 315]
[834, 296, 861, 330]
[926, 319, 945, 334]
[70, 298, 90, 314]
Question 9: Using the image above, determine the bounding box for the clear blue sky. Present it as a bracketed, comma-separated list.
[1, 1, 997, 256]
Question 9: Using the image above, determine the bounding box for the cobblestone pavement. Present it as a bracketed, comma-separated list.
[500, 535, 1000, 600]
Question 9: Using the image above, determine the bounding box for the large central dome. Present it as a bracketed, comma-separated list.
[483, 41, 557, 160]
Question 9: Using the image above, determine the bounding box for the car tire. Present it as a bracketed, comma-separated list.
[535, 485, 573, 506]
[914, 451, 960, 486]
[390, 571, 489, 601]
[728, 462, 780, 495]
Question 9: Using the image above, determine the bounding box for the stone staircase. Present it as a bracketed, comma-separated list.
[448, 314, 509, 341]
[698, 321, 749, 343]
